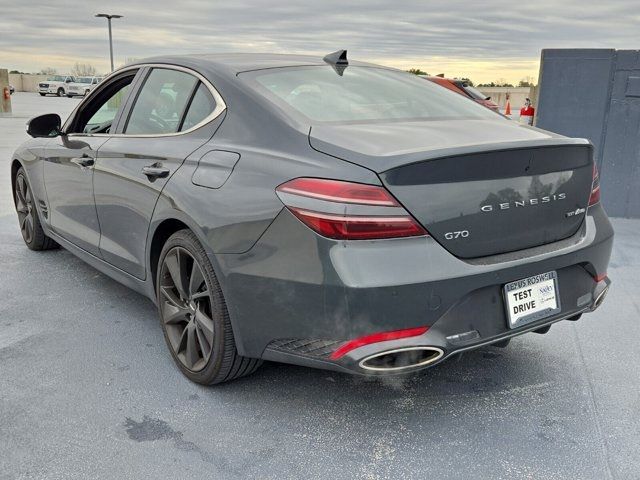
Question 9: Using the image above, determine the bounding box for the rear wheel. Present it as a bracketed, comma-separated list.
[156, 229, 261, 384]
[14, 168, 58, 251]
[56, 88, 64, 97]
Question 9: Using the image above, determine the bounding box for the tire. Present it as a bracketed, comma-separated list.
[156, 229, 261, 385]
[56, 88, 64, 97]
[14, 167, 58, 251]
[39, 93, 46, 96]
[66, 94, 72, 98]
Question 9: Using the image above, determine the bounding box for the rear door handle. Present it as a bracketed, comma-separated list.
[71, 154, 94, 168]
[142, 163, 170, 181]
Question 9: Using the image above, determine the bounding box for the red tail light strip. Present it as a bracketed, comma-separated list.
[289, 207, 427, 240]
[277, 178, 400, 206]
[277, 178, 429, 240]
[330, 326, 429, 360]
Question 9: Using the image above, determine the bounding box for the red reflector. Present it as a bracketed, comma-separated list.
[330, 326, 429, 360]
[289, 207, 427, 240]
[588, 164, 601, 206]
[594, 272, 607, 282]
[278, 178, 400, 206]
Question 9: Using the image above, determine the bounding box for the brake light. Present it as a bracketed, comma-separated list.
[588, 163, 600, 206]
[277, 178, 399, 206]
[330, 326, 429, 360]
[276, 178, 428, 240]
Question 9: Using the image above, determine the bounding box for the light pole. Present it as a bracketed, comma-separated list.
[95, 13, 123, 72]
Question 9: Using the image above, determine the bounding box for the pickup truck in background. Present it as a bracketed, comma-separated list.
[38, 75, 76, 97]
[66, 76, 103, 97]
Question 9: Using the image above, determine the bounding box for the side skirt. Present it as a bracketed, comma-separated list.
[44, 227, 156, 303]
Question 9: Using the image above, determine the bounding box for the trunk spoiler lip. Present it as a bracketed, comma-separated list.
[308, 127, 592, 174]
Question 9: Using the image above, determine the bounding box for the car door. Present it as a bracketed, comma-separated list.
[44, 69, 141, 256]
[93, 66, 225, 279]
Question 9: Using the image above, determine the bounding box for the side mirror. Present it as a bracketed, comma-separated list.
[27, 113, 62, 138]
[66, 78, 72, 83]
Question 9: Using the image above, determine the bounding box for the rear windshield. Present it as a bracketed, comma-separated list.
[241, 66, 497, 124]
[462, 85, 489, 101]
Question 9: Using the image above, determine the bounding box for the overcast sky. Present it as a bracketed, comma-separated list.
[1, 0, 638, 83]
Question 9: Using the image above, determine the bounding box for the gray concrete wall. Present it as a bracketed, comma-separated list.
[8, 73, 48, 92]
[536, 49, 640, 219]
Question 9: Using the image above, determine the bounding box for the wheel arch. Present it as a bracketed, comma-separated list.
[10, 159, 24, 206]
[148, 218, 191, 290]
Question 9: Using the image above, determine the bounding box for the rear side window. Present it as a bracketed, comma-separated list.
[180, 83, 217, 132]
[125, 68, 198, 135]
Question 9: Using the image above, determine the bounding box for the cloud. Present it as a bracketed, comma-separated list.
[1, 0, 638, 82]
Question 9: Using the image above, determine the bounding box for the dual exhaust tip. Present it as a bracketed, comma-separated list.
[359, 346, 444, 372]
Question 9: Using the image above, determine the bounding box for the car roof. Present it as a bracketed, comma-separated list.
[126, 52, 381, 75]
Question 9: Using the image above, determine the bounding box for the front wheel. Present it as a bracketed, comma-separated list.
[56, 88, 64, 97]
[13, 167, 58, 251]
[156, 229, 261, 385]
[39, 93, 46, 96]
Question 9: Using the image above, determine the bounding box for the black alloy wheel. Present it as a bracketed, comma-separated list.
[159, 246, 215, 372]
[15, 172, 35, 244]
[156, 230, 261, 384]
[14, 168, 58, 250]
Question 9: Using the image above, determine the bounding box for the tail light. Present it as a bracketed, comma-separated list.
[276, 178, 428, 240]
[330, 326, 429, 360]
[588, 163, 601, 206]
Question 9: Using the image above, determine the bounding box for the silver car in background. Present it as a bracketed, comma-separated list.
[66, 76, 103, 97]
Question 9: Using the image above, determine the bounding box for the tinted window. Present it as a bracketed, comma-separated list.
[125, 68, 198, 135]
[180, 83, 216, 131]
[244, 66, 497, 123]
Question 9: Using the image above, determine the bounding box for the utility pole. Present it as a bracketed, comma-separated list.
[95, 13, 123, 72]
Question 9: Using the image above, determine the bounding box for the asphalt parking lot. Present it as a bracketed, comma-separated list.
[1, 93, 639, 480]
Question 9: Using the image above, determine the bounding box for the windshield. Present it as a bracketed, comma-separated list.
[78, 77, 92, 84]
[47, 76, 65, 82]
[242, 66, 497, 124]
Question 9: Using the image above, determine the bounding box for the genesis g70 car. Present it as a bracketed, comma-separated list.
[11, 51, 612, 384]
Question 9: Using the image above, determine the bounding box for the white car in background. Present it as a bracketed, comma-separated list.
[66, 76, 103, 97]
[38, 75, 76, 97]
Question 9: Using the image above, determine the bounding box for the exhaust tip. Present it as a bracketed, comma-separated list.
[593, 285, 609, 310]
[359, 346, 444, 372]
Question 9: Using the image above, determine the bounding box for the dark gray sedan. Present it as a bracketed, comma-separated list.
[10, 52, 613, 384]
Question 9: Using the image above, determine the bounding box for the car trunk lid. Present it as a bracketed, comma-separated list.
[309, 119, 593, 258]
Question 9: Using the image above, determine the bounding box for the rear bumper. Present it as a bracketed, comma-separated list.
[214, 203, 613, 375]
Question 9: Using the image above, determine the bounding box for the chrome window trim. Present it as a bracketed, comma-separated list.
[66, 63, 227, 139]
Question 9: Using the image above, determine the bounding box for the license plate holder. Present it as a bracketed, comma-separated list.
[504, 271, 561, 329]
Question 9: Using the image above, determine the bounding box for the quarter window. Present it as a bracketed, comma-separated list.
[125, 68, 198, 135]
[180, 83, 217, 132]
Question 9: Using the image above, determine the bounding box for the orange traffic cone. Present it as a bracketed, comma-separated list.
[505, 100, 511, 116]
